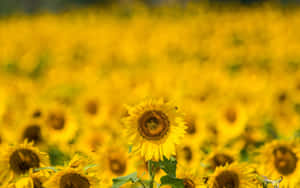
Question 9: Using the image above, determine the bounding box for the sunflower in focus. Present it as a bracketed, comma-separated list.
[207, 163, 257, 188]
[257, 140, 300, 187]
[124, 98, 186, 161]
[0, 141, 49, 183]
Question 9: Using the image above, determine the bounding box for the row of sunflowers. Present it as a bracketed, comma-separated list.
[1, 4, 300, 188]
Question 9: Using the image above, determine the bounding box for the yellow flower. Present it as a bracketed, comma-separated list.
[0, 141, 49, 183]
[177, 167, 206, 188]
[8, 170, 49, 188]
[208, 163, 257, 188]
[44, 156, 100, 188]
[257, 140, 300, 188]
[124, 98, 186, 161]
[92, 143, 134, 185]
[42, 104, 78, 145]
[204, 147, 238, 172]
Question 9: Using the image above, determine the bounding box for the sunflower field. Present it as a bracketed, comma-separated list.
[1, 3, 300, 188]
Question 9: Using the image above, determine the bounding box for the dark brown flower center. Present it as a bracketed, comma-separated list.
[213, 170, 240, 188]
[138, 110, 170, 140]
[32, 110, 42, 118]
[183, 146, 193, 162]
[60, 173, 90, 188]
[109, 158, 126, 175]
[85, 100, 99, 115]
[186, 117, 196, 135]
[278, 92, 287, 103]
[273, 146, 298, 175]
[9, 149, 40, 175]
[210, 154, 234, 170]
[22, 125, 42, 144]
[33, 177, 44, 188]
[47, 112, 65, 130]
[225, 108, 237, 124]
[183, 178, 195, 188]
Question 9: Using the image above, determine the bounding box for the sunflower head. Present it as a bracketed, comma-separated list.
[124, 99, 186, 161]
[205, 148, 237, 171]
[257, 140, 300, 187]
[44, 156, 100, 188]
[208, 163, 257, 188]
[0, 141, 49, 182]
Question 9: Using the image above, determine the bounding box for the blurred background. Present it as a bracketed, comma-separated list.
[1, 0, 300, 16]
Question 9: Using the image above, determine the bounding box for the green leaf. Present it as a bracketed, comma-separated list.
[33, 166, 58, 172]
[112, 172, 139, 188]
[83, 164, 97, 171]
[264, 121, 278, 139]
[48, 146, 71, 166]
[153, 156, 177, 178]
[160, 176, 184, 188]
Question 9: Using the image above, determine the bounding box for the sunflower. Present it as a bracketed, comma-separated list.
[0, 141, 49, 183]
[8, 170, 49, 188]
[256, 140, 300, 188]
[217, 102, 247, 143]
[176, 167, 206, 188]
[124, 98, 186, 161]
[75, 128, 109, 153]
[44, 165, 100, 188]
[207, 163, 257, 188]
[92, 142, 133, 185]
[18, 118, 45, 146]
[43, 104, 78, 145]
[204, 147, 238, 172]
[176, 137, 202, 168]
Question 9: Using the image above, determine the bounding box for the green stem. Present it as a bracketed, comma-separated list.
[148, 160, 155, 188]
[137, 179, 146, 188]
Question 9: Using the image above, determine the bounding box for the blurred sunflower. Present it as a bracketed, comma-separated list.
[176, 137, 202, 168]
[18, 118, 45, 146]
[43, 104, 78, 145]
[257, 140, 300, 187]
[176, 167, 206, 188]
[124, 98, 186, 161]
[44, 155, 100, 188]
[217, 102, 247, 142]
[0, 141, 49, 183]
[205, 147, 238, 172]
[92, 143, 133, 185]
[8, 170, 49, 188]
[207, 163, 257, 188]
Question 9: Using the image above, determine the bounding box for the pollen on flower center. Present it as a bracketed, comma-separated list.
[183, 178, 196, 188]
[138, 110, 170, 140]
[273, 146, 298, 175]
[213, 170, 240, 188]
[9, 149, 40, 175]
[60, 173, 90, 188]
[109, 158, 126, 175]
